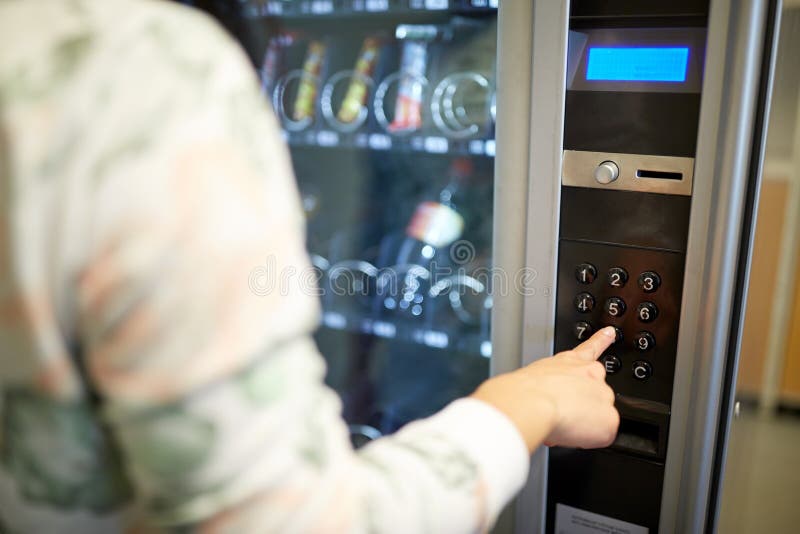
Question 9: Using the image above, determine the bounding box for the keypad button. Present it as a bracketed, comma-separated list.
[634, 331, 656, 352]
[575, 292, 595, 313]
[575, 263, 597, 284]
[601, 355, 622, 374]
[632, 360, 653, 381]
[574, 321, 593, 341]
[637, 302, 659, 323]
[606, 326, 624, 344]
[638, 271, 662, 293]
[604, 297, 627, 318]
[608, 267, 629, 288]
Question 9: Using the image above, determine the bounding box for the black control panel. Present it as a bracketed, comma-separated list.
[545, 1, 709, 532]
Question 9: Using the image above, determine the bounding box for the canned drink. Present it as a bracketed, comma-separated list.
[338, 37, 381, 124]
[389, 40, 429, 133]
[293, 40, 326, 122]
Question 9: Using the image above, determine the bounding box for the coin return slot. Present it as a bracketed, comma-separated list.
[612, 417, 661, 458]
[636, 169, 683, 180]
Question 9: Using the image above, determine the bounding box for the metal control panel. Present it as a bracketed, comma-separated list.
[547, 2, 710, 532]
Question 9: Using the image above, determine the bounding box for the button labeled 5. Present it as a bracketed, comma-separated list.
[604, 297, 626, 318]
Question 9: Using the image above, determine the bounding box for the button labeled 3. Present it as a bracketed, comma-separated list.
[638, 271, 661, 293]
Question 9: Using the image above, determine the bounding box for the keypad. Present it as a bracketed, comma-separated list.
[556, 242, 682, 405]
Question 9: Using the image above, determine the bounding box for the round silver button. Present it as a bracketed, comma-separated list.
[594, 161, 620, 184]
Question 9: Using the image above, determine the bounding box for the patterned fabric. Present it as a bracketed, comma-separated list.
[0, 1, 529, 532]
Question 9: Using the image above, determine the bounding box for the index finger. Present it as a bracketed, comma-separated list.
[572, 326, 616, 361]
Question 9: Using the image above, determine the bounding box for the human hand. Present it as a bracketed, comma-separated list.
[471, 327, 619, 452]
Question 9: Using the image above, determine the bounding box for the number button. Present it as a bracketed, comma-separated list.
[574, 321, 593, 341]
[605, 325, 624, 344]
[575, 292, 595, 313]
[632, 360, 653, 381]
[575, 263, 597, 284]
[604, 297, 626, 318]
[601, 355, 622, 374]
[634, 331, 655, 352]
[637, 302, 659, 323]
[608, 267, 628, 288]
[638, 271, 661, 293]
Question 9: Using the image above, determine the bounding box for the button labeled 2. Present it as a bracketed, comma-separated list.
[608, 267, 628, 288]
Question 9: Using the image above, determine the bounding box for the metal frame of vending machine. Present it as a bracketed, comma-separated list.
[493, 0, 780, 533]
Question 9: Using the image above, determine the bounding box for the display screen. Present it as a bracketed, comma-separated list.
[586, 47, 690, 82]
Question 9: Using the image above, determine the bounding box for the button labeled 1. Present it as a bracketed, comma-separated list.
[575, 263, 597, 284]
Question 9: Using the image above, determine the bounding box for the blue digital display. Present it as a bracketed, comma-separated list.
[586, 47, 690, 82]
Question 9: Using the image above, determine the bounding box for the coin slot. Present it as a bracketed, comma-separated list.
[636, 169, 683, 180]
[612, 417, 660, 457]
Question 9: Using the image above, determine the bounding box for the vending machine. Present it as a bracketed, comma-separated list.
[184, 0, 779, 532]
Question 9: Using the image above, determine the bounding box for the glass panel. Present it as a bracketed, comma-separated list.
[717, 6, 800, 533]
[187, 0, 499, 446]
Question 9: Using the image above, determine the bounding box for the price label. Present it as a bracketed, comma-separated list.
[422, 330, 449, 349]
[480, 341, 492, 358]
[317, 130, 339, 147]
[425, 0, 448, 10]
[424, 136, 449, 154]
[354, 133, 369, 147]
[365, 0, 389, 11]
[470, 0, 489, 6]
[409, 0, 425, 8]
[310, 0, 333, 14]
[372, 321, 397, 338]
[368, 133, 392, 150]
[266, 2, 283, 14]
[469, 139, 485, 155]
[323, 312, 347, 329]
[485, 139, 496, 156]
[351, 0, 365, 11]
[490, 0, 499, 7]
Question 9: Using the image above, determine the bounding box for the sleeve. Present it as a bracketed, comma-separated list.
[71, 5, 530, 533]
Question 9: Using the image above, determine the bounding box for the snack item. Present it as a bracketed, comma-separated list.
[388, 40, 428, 133]
[293, 40, 326, 121]
[338, 37, 381, 124]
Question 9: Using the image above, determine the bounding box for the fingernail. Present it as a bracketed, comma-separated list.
[603, 326, 616, 337]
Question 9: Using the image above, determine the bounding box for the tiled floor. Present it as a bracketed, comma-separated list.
[717, 409, 800, 533]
